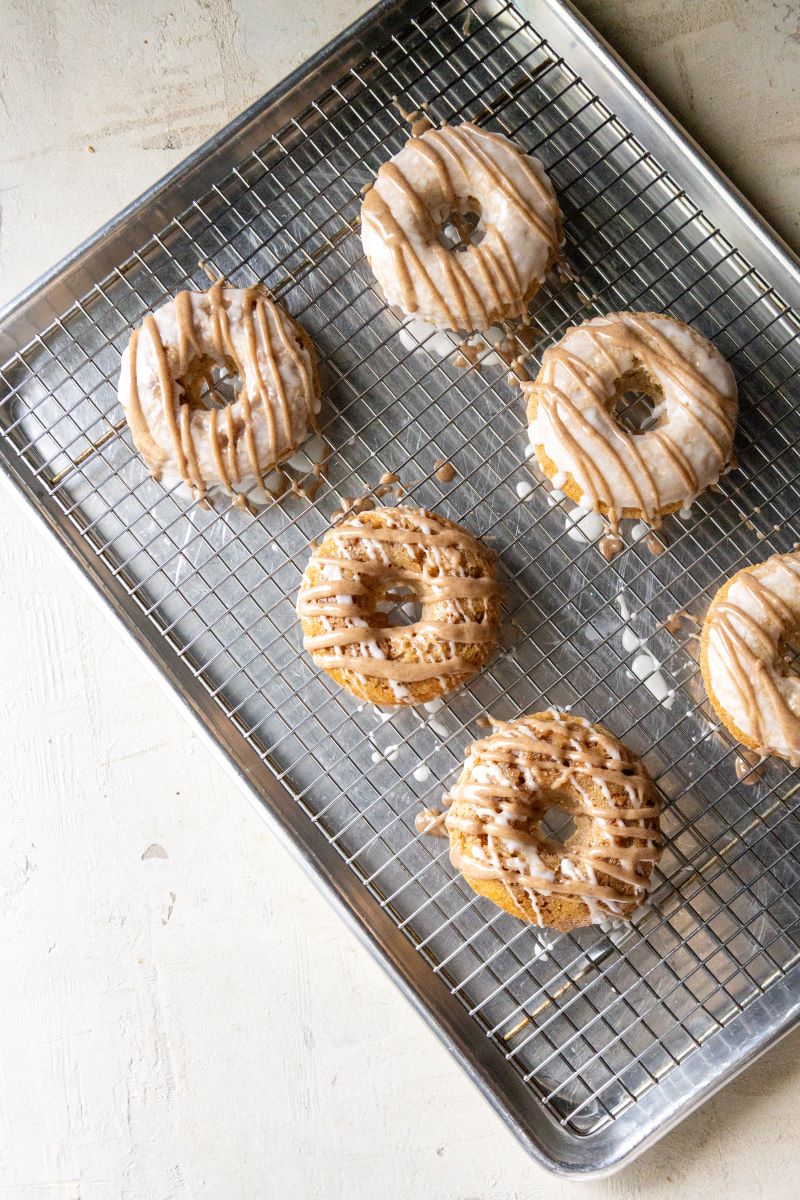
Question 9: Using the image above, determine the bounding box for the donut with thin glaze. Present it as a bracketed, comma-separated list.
[361, 121, 563, 332]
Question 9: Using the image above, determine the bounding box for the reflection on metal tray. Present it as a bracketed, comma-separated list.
[2, 0, 800, 1177]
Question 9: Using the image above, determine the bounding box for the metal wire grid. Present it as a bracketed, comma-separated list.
[3, 0, 800, 1140]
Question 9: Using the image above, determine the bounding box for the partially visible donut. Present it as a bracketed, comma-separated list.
[701, 552, 800, 766]
[119, 284, 320, 503]
[361, 121, 563, 332]
[445, 710, 662, 930]
[524, 311, 738, 528]
[297, 506, 501, 706]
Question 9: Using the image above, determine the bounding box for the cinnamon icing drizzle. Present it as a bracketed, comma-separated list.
[361, 122, 562, 331]
[703, 552, 800, 765]
[121, 285, 318, 502]
[525, 312, 737, 530]
[297, 509, 500, 702]
[445, 712, 661, 925]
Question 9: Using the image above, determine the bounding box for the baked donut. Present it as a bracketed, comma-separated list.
[524, 311, 737, 529]
[701, 552, 800, 765]
[297, 506, 501, 706]
[119, 283, 320, 503]
[445, 711, 662, 930]
[360, 121, 562, 332]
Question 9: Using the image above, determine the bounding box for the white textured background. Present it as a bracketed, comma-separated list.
[1, 3, 799, 1198]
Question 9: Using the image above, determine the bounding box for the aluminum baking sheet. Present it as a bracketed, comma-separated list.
[2, 0, 800, 1176]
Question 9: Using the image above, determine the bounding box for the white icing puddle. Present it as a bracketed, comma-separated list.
[413, 765, 431, 783]
[631, 652, 672, 704]
[371, 741, 400, 764]
[284, 432, 327, 474]
[616, 594, 676, 710]
[421, 696, 449, 740]
[397, 315, 455, 360]
[621, 628, 641, 654]
[515, 479, 535, 501]
[546, 492, 697, 559]
[366, 709, 404, 766]
[542, 479, 609, 549]
[565, 504, 606, 544]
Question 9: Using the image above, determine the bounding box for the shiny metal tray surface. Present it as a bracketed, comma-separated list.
[3, 0, 800, 1177]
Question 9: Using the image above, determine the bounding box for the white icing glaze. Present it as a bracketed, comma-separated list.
[361, 122, 562, 331]
[631, 652, 673, 706]
[525, 311, 737, 527]
[565, 504, 605, 544]
[119, 285, 319, 502]
[703, 552, 800, 764]
[622, 628, 642, 653]
[397, 314, 455, 359]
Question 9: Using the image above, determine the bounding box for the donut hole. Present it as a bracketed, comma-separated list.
[612, 369, 663, 435]
[438, 200, 485, 252]
[375, 582, 423, 628]
[539, 805, 577, 847]
[177, 353, 240, 411]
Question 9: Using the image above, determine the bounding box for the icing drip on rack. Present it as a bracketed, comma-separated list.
[445, 711, 661, 924]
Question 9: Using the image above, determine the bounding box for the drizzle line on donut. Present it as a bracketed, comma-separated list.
[446, 712, 661, 924]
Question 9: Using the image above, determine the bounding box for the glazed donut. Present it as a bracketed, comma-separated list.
[445, 711, 662, 930]
[360, 121, 563, 332]
[701, 552, 800, 765]
[524, 311, 737, 528]
[297, 506, 501, 706]
[119, 284, 320, 502]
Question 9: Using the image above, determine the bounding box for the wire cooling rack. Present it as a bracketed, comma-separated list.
[3, 0, 800, 1175]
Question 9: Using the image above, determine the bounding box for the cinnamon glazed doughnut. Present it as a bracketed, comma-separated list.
[525, 311, 737, 528]
[297, 507, 501, 706]
[445, 711, 662, 930]
[701, 552, 800, 766]
[360, 121, 563, 332]
[119, 284, 320, 503]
